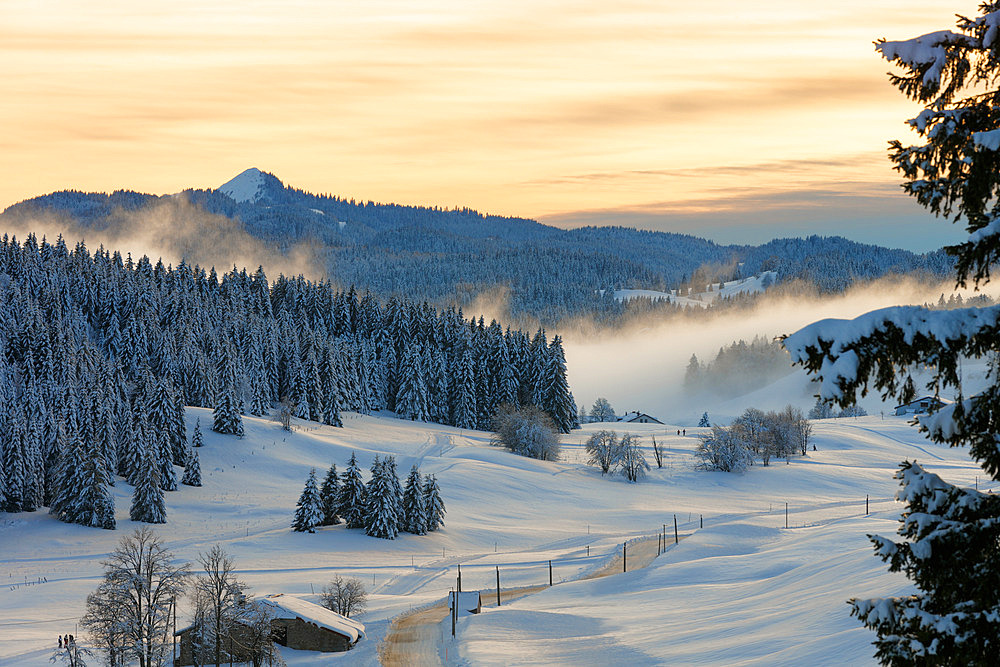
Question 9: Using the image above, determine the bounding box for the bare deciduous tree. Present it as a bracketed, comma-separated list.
[88, 527, 189, 667]
[320, 576, 368, 618]
[194, 545, 247, 667]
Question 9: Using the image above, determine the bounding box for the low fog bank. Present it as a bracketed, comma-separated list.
[562, 276, 998, 426]
[0, 195, 325, 281]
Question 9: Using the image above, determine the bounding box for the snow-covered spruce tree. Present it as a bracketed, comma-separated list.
[181, 446, 202, 487]
[130, 439, 166, 524]
[212, 365, 245, 437]
[76, 437, 116, 530]
[423, 474, 446, 532]
[698, 412, 710, 427]
[783, 11, 1000, 661]
[292, 468, 323, 533]
[337, 452, 367, 529]
[319, 464, 341, 526]
[395, 344, 429, 422]
[191, 418, 204, 448]
[363, 456, 400, 539]
[540, 336, 575, 434]
[401, 465, 427, 535]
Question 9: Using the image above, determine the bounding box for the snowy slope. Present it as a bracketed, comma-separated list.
[219, 167, 268, 203]
[0, 412, 988, 666]
[615, 271, 778, 309]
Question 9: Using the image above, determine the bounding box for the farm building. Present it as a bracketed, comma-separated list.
[617, 411, 663, 424]
[894, 396, 948, 416]
[174, 594, 365, 666]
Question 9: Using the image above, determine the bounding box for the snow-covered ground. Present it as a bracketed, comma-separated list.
[615, 272, 777, 309]
[0, 410, 987, 665]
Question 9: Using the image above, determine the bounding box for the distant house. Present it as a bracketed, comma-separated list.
[894, 396, 948, 416]
[617, 411, 664, 425]
[174, 594, 365, 666]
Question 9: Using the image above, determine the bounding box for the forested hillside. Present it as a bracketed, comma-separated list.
[0, 233, 575, 528]
[1, 168, 954, 324]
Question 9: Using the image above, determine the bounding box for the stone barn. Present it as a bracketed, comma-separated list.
[260, 594, 365, 653]
[174, 594, 365, 666]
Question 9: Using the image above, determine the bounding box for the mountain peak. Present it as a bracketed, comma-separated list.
[218, 167, 282, 204]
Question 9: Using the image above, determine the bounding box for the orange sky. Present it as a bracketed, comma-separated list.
[0, 1, 979, 250]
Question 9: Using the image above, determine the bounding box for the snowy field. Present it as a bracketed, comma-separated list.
[0, 408, 987, 666]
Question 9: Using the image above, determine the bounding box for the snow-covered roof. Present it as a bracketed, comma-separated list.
[448, 591, 481, 613]
[894, 396, 951, 410]
[617, 411, 663, 424]
[260, 594, 366, 642]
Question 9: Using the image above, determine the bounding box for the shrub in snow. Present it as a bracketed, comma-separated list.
[585, 430, 622, 475]
[783, 11, 1000, 660]
[491, 403, 561, 461]
[618, 433, 650, 482]
[695, 425, 752, 473]
[808, 398, 835, 420]
[321, 575, 368, 618]
[838, 404, 867, 418]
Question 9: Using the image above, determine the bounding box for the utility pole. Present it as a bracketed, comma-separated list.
[496, 566, 501, 607]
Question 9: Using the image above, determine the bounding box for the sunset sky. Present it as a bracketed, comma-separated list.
[0, 1, 980, 251]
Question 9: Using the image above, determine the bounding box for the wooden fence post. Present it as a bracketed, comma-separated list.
[496, 566, 501, 607]
[673, 514, 679, 544]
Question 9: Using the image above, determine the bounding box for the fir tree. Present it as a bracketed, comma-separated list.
[292, 468, 323, 533]
[181, 446, 202, 487]
[76, 437, 116, 530]
[363, 456, 399, 539]
[130, 439, 166, 524]
[540, 336, 574, 433]
[319, 464, 341, 526]
[395, 344, 428, 421]
[191, 418, 204, 448]
[213, 374, 245, 437]
[423, 474, 445, 532]
[698, 412, 711, 427]
[156, 430, 177, 492]
[784, 13, 1000, 661]
[337, 453, 367, 529]
[401, 465, 427, 535]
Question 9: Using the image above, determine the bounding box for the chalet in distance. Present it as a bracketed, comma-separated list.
[617, 411, 664, 424]
[894, 396, 948, 416]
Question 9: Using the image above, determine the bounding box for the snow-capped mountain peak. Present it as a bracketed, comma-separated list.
[219, 167, 271, 203]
